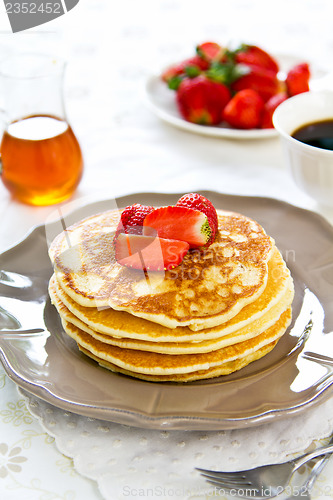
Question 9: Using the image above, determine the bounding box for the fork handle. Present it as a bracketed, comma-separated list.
[294, 442, 333, 470]
[305, 453, 331, 490]
[306, 434, 333, 489]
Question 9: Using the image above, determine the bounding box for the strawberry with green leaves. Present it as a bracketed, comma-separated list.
[223, 89, 264, 129]
[176, 75, 231, 125]
[196, 41, 225, 63]
[116, 203, 154, 236]
[233, 44, 279, 74]
[162, 55, 209, 88]
[160, 40, 311, 131]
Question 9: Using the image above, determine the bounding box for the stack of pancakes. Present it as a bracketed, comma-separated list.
[48, 208, 294, 382]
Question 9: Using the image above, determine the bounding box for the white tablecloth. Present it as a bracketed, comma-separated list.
[1, 1, 333, 499]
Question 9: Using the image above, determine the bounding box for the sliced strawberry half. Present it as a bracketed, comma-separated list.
[143, 206, 211, 248]
[176, 193, 218, 246]
[114, 233, 189, 271]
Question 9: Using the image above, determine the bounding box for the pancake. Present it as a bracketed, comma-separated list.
[49, 209, 274, 331]
[48, 202, 294, 382]
[80, 342, 279, 382]
[49, 246, 293, 344]
[53, 287, 293, 354]
[49, 266, 294, 354]
[61, 307, 292, 382]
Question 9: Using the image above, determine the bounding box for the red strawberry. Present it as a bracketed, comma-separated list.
[231, 66, 280, 102]
[261, 92, 288, 128]
[143, 206, 211, 248]
[234, 44, 279, 74]
[176, 193, 218, 246]
[223, 89, 264, 129]
[161, 56, 209, 83]
[196, 41, 225, 63]
[285, 63, 310, 96]
[116, 204, 154, 235]
[176, 75, 231, 125]
[115, 233, 189, 271]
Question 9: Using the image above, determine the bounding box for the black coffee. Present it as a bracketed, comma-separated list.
[292, 119, 333, 151]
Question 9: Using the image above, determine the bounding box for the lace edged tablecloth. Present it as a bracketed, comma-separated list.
[18, 386, 333, 500]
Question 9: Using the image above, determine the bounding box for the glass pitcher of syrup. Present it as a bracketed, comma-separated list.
[0, 53, 83, 206]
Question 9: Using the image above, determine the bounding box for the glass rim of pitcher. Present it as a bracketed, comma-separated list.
[0, 52, 66, 80]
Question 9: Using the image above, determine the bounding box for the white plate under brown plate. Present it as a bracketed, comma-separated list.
[0, 192, 332, 430]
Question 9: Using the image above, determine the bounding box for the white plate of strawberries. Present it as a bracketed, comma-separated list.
[145, 41, 314, 139]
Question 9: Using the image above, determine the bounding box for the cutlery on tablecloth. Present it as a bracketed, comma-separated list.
[197, 437, 333, 499]
[285, 446, 333, 499]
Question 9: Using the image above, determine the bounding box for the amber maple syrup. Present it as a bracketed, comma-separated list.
[0, 114, 83, 206]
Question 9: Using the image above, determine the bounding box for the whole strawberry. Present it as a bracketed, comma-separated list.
[261, 92, 288, 128]
[176, 193, 218, 246]
[116, 204, 154, 235]
[285, 63, 310, 96]
[223, 89, 264, 129]
[161, 55, 209, 85]
[234, 44, 279, 74]
[231, 66, 280, 102]
[196, 41, 225, 63]
[176, 75, 231, 125]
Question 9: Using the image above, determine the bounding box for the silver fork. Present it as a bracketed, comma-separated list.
[197, 439, 333, 499]
[285, 450, 332, 500]
[302, 351, 333, 366]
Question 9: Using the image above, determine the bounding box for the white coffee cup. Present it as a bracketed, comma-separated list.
[273, 90, 333, 207]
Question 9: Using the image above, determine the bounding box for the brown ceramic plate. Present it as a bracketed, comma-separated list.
[0, 192, 333, 430]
